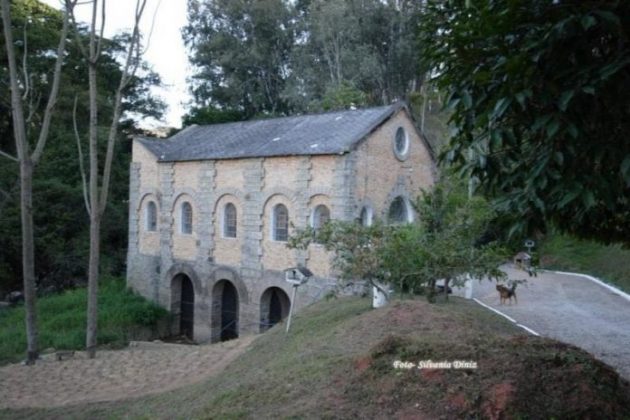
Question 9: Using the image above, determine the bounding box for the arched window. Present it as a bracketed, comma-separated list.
[311, 205, 330, 243]
[359, 206, 373, 227]
[272, 204, 289, 242]
[223, 203, 237, 238]
[146, 201, 158, 232]
[388, 196, 410, 224]
[181, 201, 193, 234]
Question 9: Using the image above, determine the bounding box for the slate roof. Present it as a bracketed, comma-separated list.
[137, 102, 416, 162]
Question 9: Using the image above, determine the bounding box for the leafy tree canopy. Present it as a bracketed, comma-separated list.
[183, 0, 424, 120]
[0, 0, 164, 294]
[419, 0, 630, 244]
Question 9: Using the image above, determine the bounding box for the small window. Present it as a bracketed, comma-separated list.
[388, 196, 410, 224]
[393, 127, 409, 160]
[181, 202, 193, 234]
[146, 201, 158, 232]
[223, 203, 237, 238]
[273, 204, 289, 242]
[311, 205, 330, 242]
[359, 206, 373, 227]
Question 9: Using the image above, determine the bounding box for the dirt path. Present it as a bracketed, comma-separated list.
[0, 335, 256, 409]
[459, 265, 630, 381]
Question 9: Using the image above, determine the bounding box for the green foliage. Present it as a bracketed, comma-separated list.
[384, 182, 507, 301]
[320, 82, 368, 111]
[288, 181, 507, 302]
[540, 233, 630, 293]
[182, 106, 246, 127]
[0, 278, 170, 365]
[419, 0, 630, 244]
[184, 0, 425, 116]
[0, 0, 164, 293]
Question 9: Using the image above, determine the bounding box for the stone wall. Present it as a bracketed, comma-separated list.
[126, 109, 435, 342]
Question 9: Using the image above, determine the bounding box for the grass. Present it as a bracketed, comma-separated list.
[2, 295, 629, 419]
[0, 277, 170, 365]
[539, 233, 630, 293]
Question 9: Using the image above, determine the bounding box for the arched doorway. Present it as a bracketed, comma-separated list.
[212, 280, 239, 342]
[172, 274, 195, 339]
[260, 287, 291, 332]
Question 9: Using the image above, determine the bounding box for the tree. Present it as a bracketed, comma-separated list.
[382, 181, 507, 302]
[184, 0, 426, 115]
[288, 220, 392, 306]
[419, 0, 630, 244]
[184, 0, 295, 117]
[0, 1, 164, 298]
[68, 0, 149, 358]
[0, 0, 71, 363]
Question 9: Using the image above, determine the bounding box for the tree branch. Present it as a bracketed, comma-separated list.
[99, 0, 148, 214]
[0, 149, 19, 162]
[73, 95, 91, 216]
[21, 22, 29, 101]
[31, 1, 72, 165]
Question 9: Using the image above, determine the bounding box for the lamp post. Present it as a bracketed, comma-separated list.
[284, 266, 312, 333]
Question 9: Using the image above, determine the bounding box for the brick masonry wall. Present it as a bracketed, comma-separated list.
[353, 109, 436, 221]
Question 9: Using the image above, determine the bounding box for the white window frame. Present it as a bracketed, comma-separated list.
[393, 126, 410, 161]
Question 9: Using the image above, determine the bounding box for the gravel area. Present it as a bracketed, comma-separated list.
[0, 336, 256, 409]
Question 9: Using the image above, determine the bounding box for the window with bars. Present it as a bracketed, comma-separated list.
[224, 203, 237, 238]
[181, 202, 193, 234]
[146, 201, 158, 231]
[311, 205, 330, 243]
[273, 204, 289, 241]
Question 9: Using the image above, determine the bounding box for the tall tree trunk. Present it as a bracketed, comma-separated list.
[86, 212, 101, 358]
[19, 159, 38, 363]
[2, 0, 70, 363]
[85, 20, 100, 357]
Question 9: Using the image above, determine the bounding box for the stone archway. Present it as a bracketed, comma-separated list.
[211, 280, 239, 342]
[260, 287, 291, 332]
[171, 274, 195, 339]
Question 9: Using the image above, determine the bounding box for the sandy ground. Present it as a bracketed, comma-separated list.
[455, 265, 630, 381]
[0, 335, 255, 409]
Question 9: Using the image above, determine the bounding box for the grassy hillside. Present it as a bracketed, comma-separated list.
[540, 234, 630, 293]
[5, 296, 629, 419]
[0, 278, 170, 365]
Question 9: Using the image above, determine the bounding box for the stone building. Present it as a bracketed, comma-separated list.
[126, 102, 436, 342]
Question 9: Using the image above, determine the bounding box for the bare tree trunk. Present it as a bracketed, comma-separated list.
[85, 37, 100, 357]
[19, 159, 38, 363]
[71, 0, 148, 359]
[1, 0, 70, 364]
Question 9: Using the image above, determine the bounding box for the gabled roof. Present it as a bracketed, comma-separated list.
[137, 102, 425, 162]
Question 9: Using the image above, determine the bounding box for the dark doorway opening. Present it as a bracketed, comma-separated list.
[212, 280, 239, 342]
[260, 287, 290, 332]
[172, 274, 195, 340]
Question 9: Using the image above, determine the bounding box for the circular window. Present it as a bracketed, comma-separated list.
[393, 127, 409, 160]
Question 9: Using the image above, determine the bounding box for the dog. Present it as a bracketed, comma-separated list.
[496, 283, 517, 305]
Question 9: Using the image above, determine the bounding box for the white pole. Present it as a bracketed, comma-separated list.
[286, 285, 299, 333]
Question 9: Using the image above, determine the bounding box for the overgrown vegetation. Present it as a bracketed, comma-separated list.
[289, 180, 508, 302]
[540, 233, 630, 293]
[5, 296, 628, 419]
[419, 0, 630, 244]
[0, 278, 170, 365]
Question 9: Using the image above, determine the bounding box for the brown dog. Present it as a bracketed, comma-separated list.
[496, 283, 517, 305]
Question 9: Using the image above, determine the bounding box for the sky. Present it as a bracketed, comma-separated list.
[40, 0, 190, 129]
